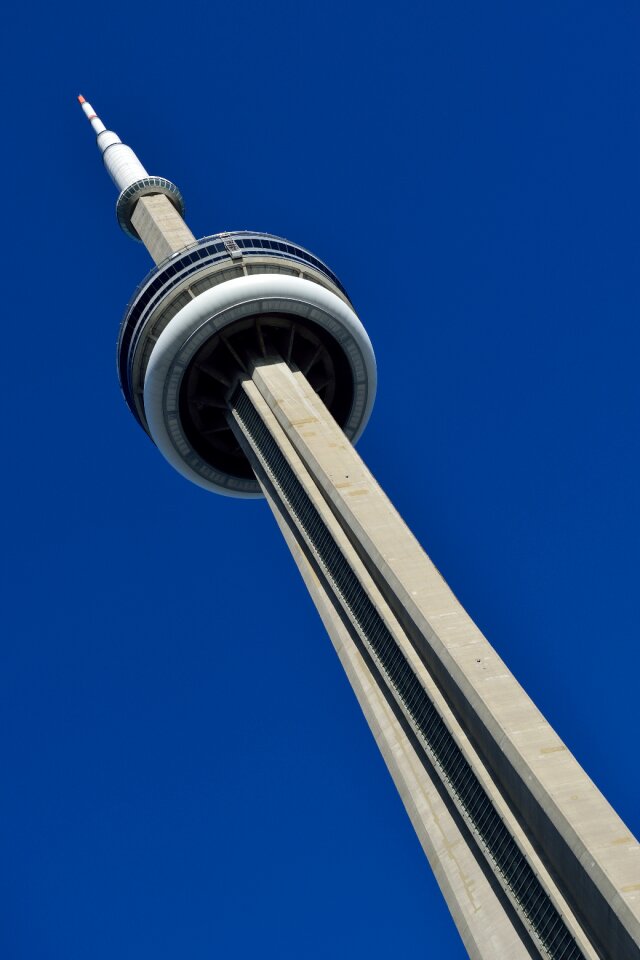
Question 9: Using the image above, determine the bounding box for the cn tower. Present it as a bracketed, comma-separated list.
[79, 96, 640, 960]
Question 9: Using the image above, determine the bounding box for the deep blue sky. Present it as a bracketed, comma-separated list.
[1, 2, 639, 957]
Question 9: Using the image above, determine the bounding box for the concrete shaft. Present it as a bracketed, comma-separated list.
[227, 358, 640, 960]
[130, 194, 196, 264]
[254, 432, 549, 959]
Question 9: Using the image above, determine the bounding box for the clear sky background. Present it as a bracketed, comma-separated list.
[1, 2, 639, 957]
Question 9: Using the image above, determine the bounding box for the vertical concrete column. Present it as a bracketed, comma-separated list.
[247, 358, 640, 960]
[262, 479, 543, 960]
[130, 194, 196, 264]
[228, 371, 599, 960]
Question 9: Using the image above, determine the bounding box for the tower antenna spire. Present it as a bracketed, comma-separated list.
[77, 94, 148, 191]
[77, 94, 106, 135]
[77, 94, 192, 260]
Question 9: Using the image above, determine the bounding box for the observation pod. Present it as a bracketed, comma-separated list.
[77, 96, 375, 496]
[118, 231, 377, 497]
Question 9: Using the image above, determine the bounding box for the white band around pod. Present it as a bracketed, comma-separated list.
[143, 274, 377, 497]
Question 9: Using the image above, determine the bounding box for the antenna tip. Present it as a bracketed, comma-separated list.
[77, 94, 86, 104]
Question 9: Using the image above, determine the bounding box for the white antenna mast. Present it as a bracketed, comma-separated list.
[78, 94, 193, 262]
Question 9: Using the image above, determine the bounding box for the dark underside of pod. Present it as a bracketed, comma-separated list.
[178, 312, 354, 481]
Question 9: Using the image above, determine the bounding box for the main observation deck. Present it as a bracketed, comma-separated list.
[118, 230, 376, 495]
